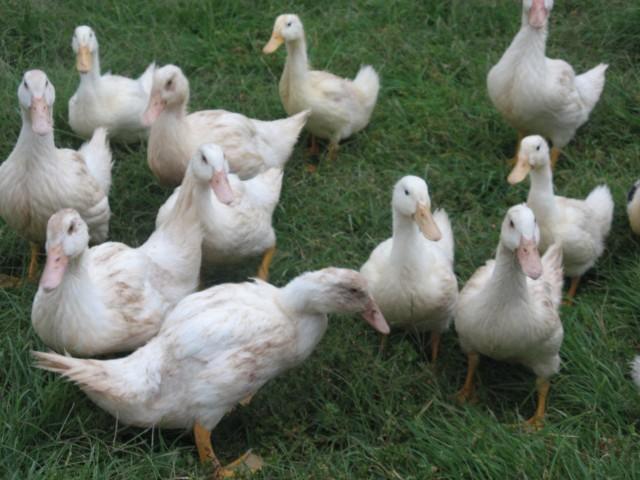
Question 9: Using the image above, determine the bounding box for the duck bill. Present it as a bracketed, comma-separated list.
[361, 298, 390, 335]
[40, 244, 69, 292]
[30, 97, 52, 135]
[210, 170, 234, 205]
[142, 92, 165, 126]
[517, 238, 542, 280]
[76, 45, 92, 73]
[528, 0, 549, 29]
[507, 154, 531, 185]
[262, 33, 284, 54]
[413, 203, 442, 241]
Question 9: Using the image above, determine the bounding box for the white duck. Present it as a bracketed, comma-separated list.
[34, 267, 389, 477]
[0, 70, 111, 286]
[508, 135, 614, 299]
[263, 14, 380, 159]
[487, 0, 608, 166]
[627, 180, 640, 236]
[455, 204, 564, 428]
[156, 143, 281, 280]
[142, 64, 310, 187]
[360, 176, 457, 362]
[30, 145, 229, 356]
[68, 26, 154, 142]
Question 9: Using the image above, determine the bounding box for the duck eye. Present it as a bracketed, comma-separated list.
[509, 220, 514, 228]
[68, 223, 75, 235]
[286, 21, 292, 27]
[201, 154, 207, 164]
[23, 80, 28, 89]
[166, 79, 173, 88]
[404, 189, 409, 196]
[536, 145, 541, 151]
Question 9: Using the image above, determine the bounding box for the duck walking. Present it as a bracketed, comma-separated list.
[263, 14, 379, 160]
[0, 70, 111, 286]
[69, 25, 155, 142]
[31, 144, 230, 356]
[361, 176, 457, 361]
[455, 204, 564, 429]
[156, 144, 282, 280]
[34, 268, 389, 477]
[142, 64, 309, 186]
[508, 135, 613, 299]
[487, 0, 607, 166]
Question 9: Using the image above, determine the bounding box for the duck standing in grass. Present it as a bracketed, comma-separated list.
[34, 268, 389, 478]
[31, 145, 232, 357]
[142, 64, 309, 187]
[455, 204, 564, 429]
[487, 0, 607, 166]
[360, 176, 457, 362]
[508, 135, 614, 299]
[156, 144, 282, 280]
[263, 14, 379, 160]
[627, 180, 640, 236]
[68, 25, 155, 142]
[0, 70, 112, 287]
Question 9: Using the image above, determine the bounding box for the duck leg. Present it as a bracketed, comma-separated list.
[456, 352, 479, 404]
[525, 377, 550, 430]
[327, 141, 339, 161]
[307, 134, 319, 156]
[550, 146, 561, 169]
[306, 135, 319, 173]
[564, 276, 581, 305]
[256, 246, 276, 281]
[194, 421, 263, 478]
[27, 242, 40, 282]
[430, 331, 441, 363]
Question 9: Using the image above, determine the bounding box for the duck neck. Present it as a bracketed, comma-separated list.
[16, 112, 56, 161]
[279, 272, 337, 316]
[527, 166, 556, 221]
[160, 171, 204, 238]
[283, 37, 309, 85]
[278, 273, 332, 358]
[487, 243, 529, 302]
[79, 50, 102, 86]
[504, 17, 548, 71]
[390, 211, 429, 264]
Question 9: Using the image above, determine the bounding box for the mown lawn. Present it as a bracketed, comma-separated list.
[1, 0, 639, 478]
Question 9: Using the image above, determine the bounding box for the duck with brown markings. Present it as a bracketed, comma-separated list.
[31, 144, 230, 356]
[34, 268, 389, 478]
[142, 64, 310, 186]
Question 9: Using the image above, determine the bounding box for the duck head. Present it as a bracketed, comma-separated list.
[18, 70, 55, 136]
[72, 25, 98, 73]
[263, 14, 305, 53]
[190, 144, 234, 205]
[523, 0, 553, 30]
[142, 64, 189, 126]
[286, 268, 390, 334]
[392, 176, 441, 241]
[500, 204, 542, 280]
[40, 209, 90, 292]
[508, 135, 551, 184]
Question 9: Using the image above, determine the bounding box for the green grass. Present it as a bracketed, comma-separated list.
[1, 0, 640, 478]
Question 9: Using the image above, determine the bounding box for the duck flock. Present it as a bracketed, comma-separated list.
[1, 1, 638, 477]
